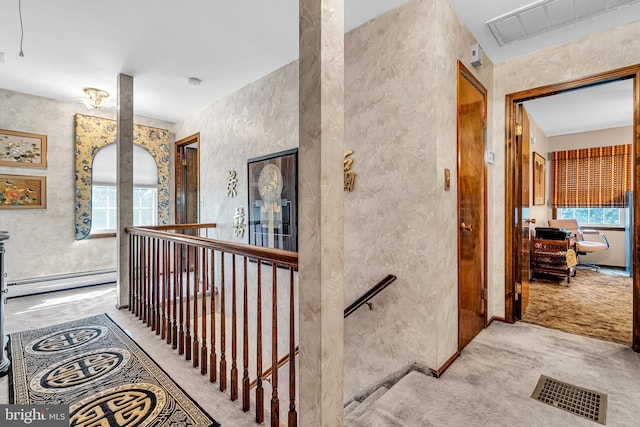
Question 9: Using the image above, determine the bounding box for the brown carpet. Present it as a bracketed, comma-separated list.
[521, 267, 632, 345]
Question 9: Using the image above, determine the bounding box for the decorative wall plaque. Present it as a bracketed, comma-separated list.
[344, 149, 356, 191]
[233, 207, 245, 237]
[227, 170, 238, 197]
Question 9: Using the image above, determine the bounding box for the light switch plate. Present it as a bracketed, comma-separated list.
[486, 151, 496, 165]
[444, 168, 451, 191]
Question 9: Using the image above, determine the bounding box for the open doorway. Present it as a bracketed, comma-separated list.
[175, 133, 200, 232]
[516, 80, 633, 345]
[504, 65, 640, 352]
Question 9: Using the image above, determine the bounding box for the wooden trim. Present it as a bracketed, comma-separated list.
[488, 316, 506, 326]
[504, 64, 640, 351]
[634, 70, 640, 352]
[143, 223, 216, 231]
[88, 233, 116, 239]
[429, 351, 460, 378]
[0, 129, 47, 168]
[126, 226, 298, 268]
[174, 133, 200, 224]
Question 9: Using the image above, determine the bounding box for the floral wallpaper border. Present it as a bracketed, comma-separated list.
[74, 114, 170, 240]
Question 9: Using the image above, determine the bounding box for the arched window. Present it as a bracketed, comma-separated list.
[91, 144, 158, 234]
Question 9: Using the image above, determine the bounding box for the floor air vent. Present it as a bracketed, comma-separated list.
[531, 375, 607, 425]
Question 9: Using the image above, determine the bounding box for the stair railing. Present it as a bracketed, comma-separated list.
[126, 224, 298, 426]
[343, 274, 397, 318]
[251, 274, 397, 388]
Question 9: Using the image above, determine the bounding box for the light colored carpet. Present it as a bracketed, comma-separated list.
[347, 322, 640, 427]
[3, 284, 640, 426]
[522, 268, 632, 344]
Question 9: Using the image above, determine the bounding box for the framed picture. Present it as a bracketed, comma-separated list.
[247, 148, 298, 252]
[533, 152, 545, 206]
[0, 129, 47, 168]
[0, 174, 46, 209]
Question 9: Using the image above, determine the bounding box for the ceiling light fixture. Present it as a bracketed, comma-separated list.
[188, 77, 202, 86]
[81, 87, 110, 109]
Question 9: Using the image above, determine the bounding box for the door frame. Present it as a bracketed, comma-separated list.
[174, 133, 200, 225]
[504, 64, 640, 352]
[457, 61, 489, 350]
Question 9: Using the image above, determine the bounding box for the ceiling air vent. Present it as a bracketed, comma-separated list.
[487, 0, 640, 46]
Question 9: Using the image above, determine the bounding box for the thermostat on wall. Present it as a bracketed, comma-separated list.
[471, 43, 482, 67]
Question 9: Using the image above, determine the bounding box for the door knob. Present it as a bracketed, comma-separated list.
[524, 218, 536, 224]
[460, 222, 473, 232]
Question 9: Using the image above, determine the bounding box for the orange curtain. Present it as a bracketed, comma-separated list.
[552, 144, 631, 208]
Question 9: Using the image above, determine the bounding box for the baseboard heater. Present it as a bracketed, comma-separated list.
[7, 269, 117, 298]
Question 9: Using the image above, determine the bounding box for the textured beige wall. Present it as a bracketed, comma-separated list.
[0, 88, 174, 283]
[175, 0, 494, 400]
[490, 20, 640, 318]
[174, 62, 299, 242]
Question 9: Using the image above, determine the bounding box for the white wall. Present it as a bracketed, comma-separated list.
[491, 20, 640, 317]
[526, 109, 551, 236]
[0, 89, 174, 285]
[549, 126, 633, 151]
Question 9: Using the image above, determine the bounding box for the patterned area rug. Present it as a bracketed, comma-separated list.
[8, 313, 219, 427]
[522, 268, 632, 345]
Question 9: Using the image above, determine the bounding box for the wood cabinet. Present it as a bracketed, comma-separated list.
[531, 238, 575, 285]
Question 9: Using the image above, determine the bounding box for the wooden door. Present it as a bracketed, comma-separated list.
[175, 133, 200, 232]
[184, 147, 199, 224]
[457, 63, 487, 351]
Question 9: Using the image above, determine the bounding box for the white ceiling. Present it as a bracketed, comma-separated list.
[449, 0, 639, 136]
[448, 0, 640, 64]
[0, 0, 638, 128]
[523, 79, 634, 137]
[0, 0, 407, 123]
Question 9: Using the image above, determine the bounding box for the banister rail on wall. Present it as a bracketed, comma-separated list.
[251, 274, 398, 389]
[344, 274, 397, 318]
[125, 224, 298, 426]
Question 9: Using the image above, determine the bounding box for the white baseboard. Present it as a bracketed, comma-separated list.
[7, 270, 117, 298]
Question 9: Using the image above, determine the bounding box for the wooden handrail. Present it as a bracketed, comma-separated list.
[344, 274, 397, 318]
[141, 223, 217, 231]
[126, 226, 298, 268]
[250, 347, 300, 389]
[250, 274, 397, 390]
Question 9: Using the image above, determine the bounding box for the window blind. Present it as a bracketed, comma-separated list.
[551, 144, 631, 208]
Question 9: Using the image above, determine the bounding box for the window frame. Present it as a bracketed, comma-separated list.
[556, 206, 626, 229]
[89, 184, 159, 236]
